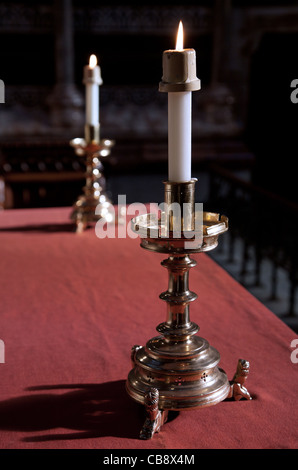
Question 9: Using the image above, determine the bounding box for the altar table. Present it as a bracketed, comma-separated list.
[0, 207, 297, 450]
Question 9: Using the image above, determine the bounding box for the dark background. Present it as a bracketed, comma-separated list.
[1, 0, 298, 206]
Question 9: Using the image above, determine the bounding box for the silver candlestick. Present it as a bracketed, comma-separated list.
[126, 179, 252, 439]
[70, 124, 115, 233]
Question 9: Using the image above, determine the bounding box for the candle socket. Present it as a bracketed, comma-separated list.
[84, 124, 100, 145]
[163, 179, 197, 233]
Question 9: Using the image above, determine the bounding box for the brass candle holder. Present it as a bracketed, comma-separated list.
[70, 124, 115, 232]
[126, 179, 252, 439]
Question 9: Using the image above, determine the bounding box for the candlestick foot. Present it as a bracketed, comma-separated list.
[227, 359, 252, 401]
[139, 388, 168, 440]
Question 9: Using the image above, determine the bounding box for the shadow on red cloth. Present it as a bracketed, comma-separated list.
[0, 380, 178, 442]
[0, 223, 76, 233]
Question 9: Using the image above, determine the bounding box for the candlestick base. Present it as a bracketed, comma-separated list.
[126, 184, 252, 439]
[70, 137, 114, 232]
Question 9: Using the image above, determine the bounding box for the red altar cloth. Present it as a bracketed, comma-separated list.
[0, 207, 297, 449]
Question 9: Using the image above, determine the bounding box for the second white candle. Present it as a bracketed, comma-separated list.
[84, 54, 103, 128]
[86, 82, 99, 126]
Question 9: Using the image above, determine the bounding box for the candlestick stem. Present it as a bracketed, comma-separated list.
[159, 254, 197, 335]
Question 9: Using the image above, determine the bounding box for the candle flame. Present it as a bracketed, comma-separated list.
[89, 54, 97, 68]
[175, 21, 184, 51]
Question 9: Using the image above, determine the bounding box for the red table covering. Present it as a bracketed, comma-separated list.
[0, 206, 297, 450]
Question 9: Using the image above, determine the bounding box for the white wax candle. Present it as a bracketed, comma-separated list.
[84, 54, 102, 126]
[86, 82, 99, 126]
[159, 21, 200, 182]
[168, 91, 192, 181]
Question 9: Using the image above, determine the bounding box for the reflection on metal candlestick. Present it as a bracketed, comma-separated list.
[126, 179, 252, 440]
[70, 124, 115, 233]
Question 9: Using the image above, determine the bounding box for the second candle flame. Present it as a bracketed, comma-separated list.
[89, 54, 97, 69]
[175, 21, 184, 51]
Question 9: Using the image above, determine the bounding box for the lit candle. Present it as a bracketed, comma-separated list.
[83, 54, 103, 126]
[159, 21, 200, 182]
